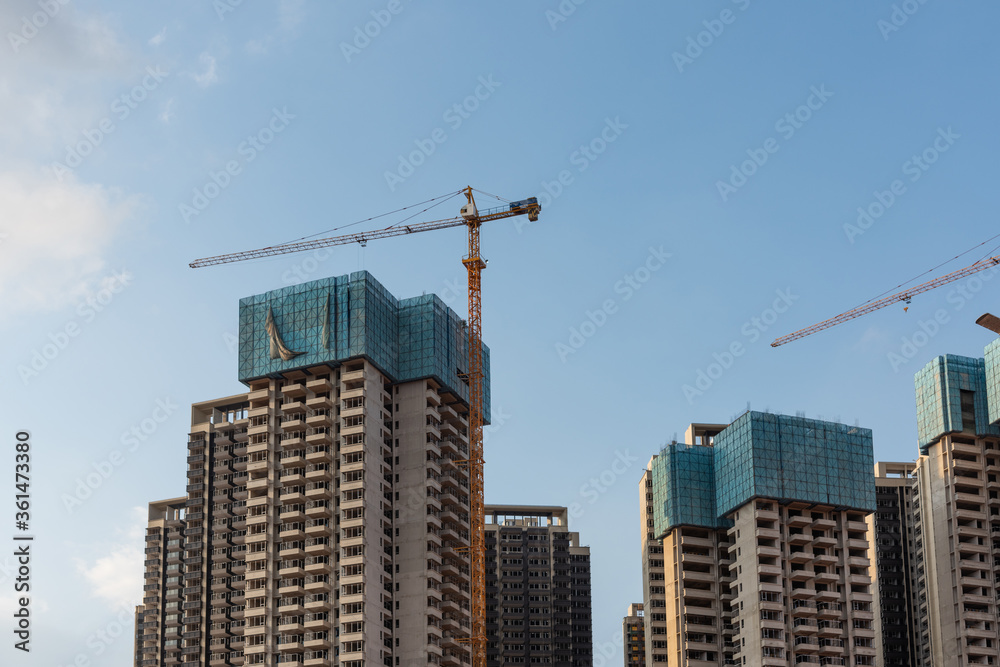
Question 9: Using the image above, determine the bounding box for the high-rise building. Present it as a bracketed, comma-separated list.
[134, 271, 488, 667]
[638, 456, 667, 665]
[622, 603, 646, 667]
[867, 461, 921, 667]
[137, 498, 187, 663]
[911, 352, 1000, 666]
[641, 424, 731, 666]
[648, 428, 733, 666]
[646, 411, 878, 667]
[483, 505, 592, 667]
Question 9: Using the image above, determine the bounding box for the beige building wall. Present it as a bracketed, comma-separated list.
[914, 433, 1000, 667]
[662, 525, 732, 666]
[395, 377, 472, 667]
[642, 423, 877, 667]
[137, 497, 189, 665]
[639, 458, 668, 664]
[728, 499, 875, 666]
[622, 602, 646, 666]
[135, 360, 472, 667]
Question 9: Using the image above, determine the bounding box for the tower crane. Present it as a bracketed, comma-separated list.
[190, 186, 540, 667]
[770, 253, 1000, 347]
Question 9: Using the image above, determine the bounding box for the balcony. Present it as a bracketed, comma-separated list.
[812, 536, 837, 549]
[791, 586, 818, 599]
[754, 507, 779, 522]
[305, 446, 331, 463]
[279, 526, 306, 541]
[341, 368, 365, 384]
[306, 410, 332, 428]
[304, 594, 331, 611]
[787, 532, 811, 546]
[305, 483, 331, 499]
[306, 429, 332, 446]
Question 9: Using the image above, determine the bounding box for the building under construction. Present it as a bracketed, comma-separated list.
[640, 413, 879, 666]
[135, 272, 486, 666]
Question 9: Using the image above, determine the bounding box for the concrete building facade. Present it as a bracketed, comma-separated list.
[639, 458, 667, 665]
[867, 461, 921, 667]
[483, 505, 592, 667]
[646, 412, 878, 667]
[138, 498, 188, 663]
[649, 425, 732, 667]
[622, 603, 646, 667]
[912, 353, 1000, 666]
[135, 272, 487, 667]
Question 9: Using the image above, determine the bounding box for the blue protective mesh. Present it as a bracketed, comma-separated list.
[237, 271, 490, 422]
[650, 444, 731, 536]
[983, 341, 1000, 426]
[915, 354, 1000, 453]
[713, 412, 874, 517]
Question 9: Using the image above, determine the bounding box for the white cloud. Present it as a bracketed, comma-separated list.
[279, 0, 306, 32]
[852, 325, 889, 351]
[192, 52, 218, 88]
[148, 27, 167, 47]
[75, 507, 146, 609]
[160, 97, 176, 124]
[0, 1, 129, 160]
[245, 0, 306, 55]
[0, 170, 140, 319]
[0, 3, 142, 325]
[0, 1, 126, 73]
[245, 38, 269, 55]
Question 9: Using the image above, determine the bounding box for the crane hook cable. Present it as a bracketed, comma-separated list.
[271, 189, 464, 247]
[853, 228, 1000, 311]
[385, 190, 464, 230]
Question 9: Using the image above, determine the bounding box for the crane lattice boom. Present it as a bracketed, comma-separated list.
[189, 199, 539, 268]
[191, 187, 540, 667]
[771, 254, 1000, 347]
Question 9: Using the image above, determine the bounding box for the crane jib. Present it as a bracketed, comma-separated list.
[188, 201, 540, 269]
[186, 187, 540, 667]
[770, 253, 1000, 347]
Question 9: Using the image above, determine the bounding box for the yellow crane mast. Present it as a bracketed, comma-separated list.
[190, 186, 541, 667]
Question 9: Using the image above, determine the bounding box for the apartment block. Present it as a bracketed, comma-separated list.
[483, 505, 592, 667]
[137, 498, 188, 661]
[622, 603, 646, 667]
[912, 353, 1000, 666]
[135, 271, 487, 667]
[639, 457, 667, 664]
[649, 425, 733, 667]
[867, 462, 921, 667]
[647, 412, 877, 667]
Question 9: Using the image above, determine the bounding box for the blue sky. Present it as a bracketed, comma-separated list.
[4, 1, 1000, 664]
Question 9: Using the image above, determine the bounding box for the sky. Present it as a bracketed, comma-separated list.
[3, 1, 1000, 665]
